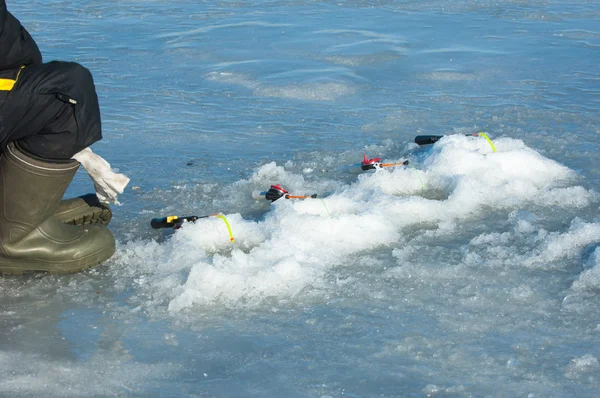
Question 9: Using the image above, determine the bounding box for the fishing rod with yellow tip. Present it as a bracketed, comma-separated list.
[414, 132, 496, 152]
[252, 184, 318, 202]
[150, 213, 235, 242]
[348, 154, 409, 174]
[151, 214, 214, 229]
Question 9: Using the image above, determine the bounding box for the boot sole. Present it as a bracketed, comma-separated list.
[0, 239, 116, 275]
[55, 206, 112, 226]
[62, 208, 112, 226]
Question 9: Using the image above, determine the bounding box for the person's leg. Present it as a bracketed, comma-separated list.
[1, 61, 103, 159]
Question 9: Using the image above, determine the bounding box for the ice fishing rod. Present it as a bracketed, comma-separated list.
[151, 215, 209, 229]
[414, 132, 496, 152]
[349, 154, 409, 174]
[253, 184, 331, 217]
[414, 134, 445, 146]
[414, 133, 478, 146]
[252, 184, 318, 202]
[150, 213, 235, 242]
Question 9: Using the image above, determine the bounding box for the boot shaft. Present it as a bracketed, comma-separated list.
[0, 142, 79, 243]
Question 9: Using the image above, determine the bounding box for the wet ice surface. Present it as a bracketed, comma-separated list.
[2, 0, 600, 397]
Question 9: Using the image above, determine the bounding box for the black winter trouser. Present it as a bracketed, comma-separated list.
[0, 61, 102, 161]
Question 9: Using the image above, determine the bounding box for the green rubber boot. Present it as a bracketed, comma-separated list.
[0, 143, 116, 275]
[55, 193, 112, 226]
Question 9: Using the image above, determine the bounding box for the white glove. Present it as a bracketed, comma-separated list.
[72, 147, 130, 204]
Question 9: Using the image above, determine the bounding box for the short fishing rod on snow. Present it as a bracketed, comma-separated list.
[150, 213, 235, 242]
[414, 133, 479, 146]
[253, 184, 331, 216]
[252, 184, 318, 202]
[414, 132, 496, 152]
[150, 215, 209, 229]
[349, 154, 409, 174]
[414, 134, 448, 146]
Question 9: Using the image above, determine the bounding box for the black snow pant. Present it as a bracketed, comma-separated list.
[0, 61, 102, 161]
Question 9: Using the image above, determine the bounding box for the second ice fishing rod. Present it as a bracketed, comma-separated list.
[252, 184, 318, 202]
[349, 154, 409, 174]
[414, 132, 496, 152]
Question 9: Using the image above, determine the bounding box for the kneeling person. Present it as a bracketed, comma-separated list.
[0, 1, 116, 274]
